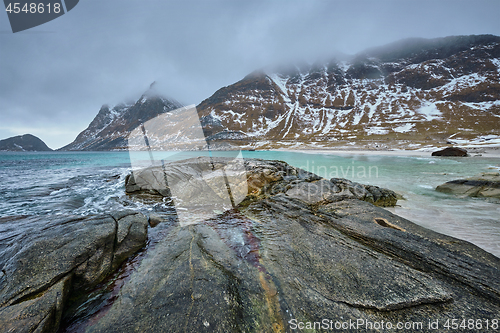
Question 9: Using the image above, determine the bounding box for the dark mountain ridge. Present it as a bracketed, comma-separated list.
[360, 34, 500, 63]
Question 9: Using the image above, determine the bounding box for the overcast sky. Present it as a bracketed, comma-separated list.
[1, 0, 499, 149]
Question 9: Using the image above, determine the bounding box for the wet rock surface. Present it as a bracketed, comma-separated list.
[0, 211, 148, 333]
[1, 158, 499, 332]
[93, 158, 499, 332]
[125, 157, 398, 207]
[436, 172, 500, 199]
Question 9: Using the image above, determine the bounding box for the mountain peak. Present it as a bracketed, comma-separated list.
[60, 84, 184, 151]
[141, 81, 162, 100]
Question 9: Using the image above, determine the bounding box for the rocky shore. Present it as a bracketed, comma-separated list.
[1, 158, 499, 332]
[0, 212, 148, 332]
[436, 172, 500, 200]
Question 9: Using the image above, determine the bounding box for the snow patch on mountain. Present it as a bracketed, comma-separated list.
[491, 58, 500, 73]
[365, 127, 389, 135]
[268, 74, 291, 103]
[417, 102, 442, 121]
[393, 123, 415, 133]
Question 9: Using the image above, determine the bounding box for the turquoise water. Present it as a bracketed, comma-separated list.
[0, 150, 499, 256]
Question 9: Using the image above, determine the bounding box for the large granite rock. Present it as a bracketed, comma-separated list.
[0, 211, 148, 333]
[125, 157, 398, 207]
[436, 172, 500, 199]
[2, 158, 499, 332]
[73, 158, 499, 332]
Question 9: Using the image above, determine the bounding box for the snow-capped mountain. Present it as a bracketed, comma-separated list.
[198, 35, 500, 149]
[62, 35, 500, 151]
[60, 83, 183, 151]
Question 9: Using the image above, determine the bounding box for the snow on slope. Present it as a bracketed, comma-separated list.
[194, 35, 500, 147]
[417, 102, 442, 121]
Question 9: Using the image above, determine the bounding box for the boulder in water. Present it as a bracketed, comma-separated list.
[431, 147, 468, 156]
[436, 172, 500, 199]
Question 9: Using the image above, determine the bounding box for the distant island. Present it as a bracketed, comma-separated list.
[0, 134, 52, 151]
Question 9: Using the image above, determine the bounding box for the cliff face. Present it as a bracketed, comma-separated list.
[197, 35, 500, 148]
[60, 86, 182, 151]
[0, 134, 52, 151]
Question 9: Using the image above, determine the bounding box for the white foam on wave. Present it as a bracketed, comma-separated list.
[49, 188, 69, 196]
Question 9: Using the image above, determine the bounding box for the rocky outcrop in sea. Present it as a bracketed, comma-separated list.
[59, 83, 182, 151]
[431, 147, 468, 157]
[436, 172, 500, 199]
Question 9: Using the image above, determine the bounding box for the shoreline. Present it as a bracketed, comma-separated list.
[272, 147, 500, 159]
